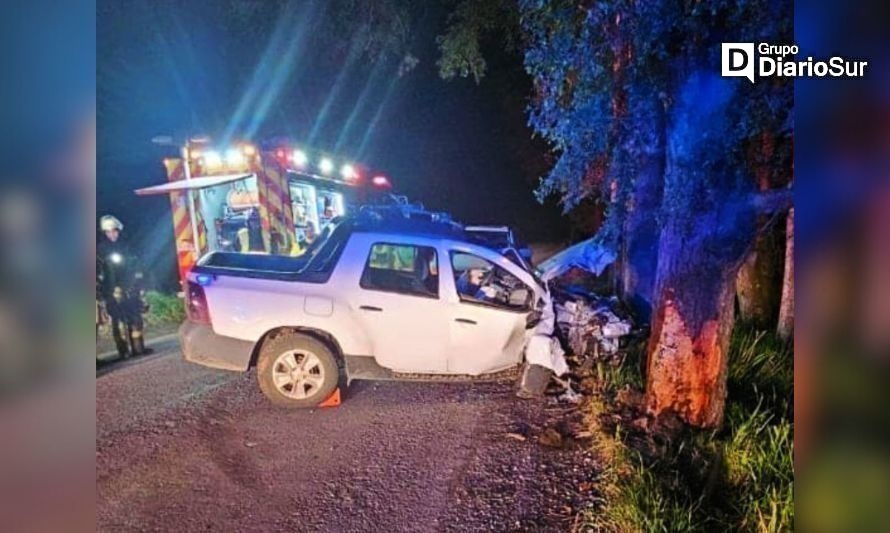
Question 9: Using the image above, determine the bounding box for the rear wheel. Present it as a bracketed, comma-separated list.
[256, 333, 339, 408]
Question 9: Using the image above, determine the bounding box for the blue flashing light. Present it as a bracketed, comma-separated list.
[196, 274, 213, 287]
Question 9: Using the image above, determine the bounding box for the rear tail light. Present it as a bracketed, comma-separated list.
[186, 280, 211, 324]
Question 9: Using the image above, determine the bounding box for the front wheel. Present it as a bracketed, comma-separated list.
[256, 333, 340, 408]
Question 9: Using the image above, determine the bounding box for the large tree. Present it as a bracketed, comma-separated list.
[440, 0, 792, 428]
[522, 0, 791, 427]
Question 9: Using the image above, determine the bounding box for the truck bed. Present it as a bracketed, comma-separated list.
[192, 222, 350, 283]
[193, 252, 314, 281]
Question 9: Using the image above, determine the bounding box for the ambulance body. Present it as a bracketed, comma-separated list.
[135, 140, 391, 285]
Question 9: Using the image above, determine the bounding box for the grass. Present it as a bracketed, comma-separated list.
[143, 291, 185, 326]
[579, 325, 793, 532]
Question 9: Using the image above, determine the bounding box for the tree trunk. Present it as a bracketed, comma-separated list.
[644, 71, 754, 429]
[645, 218, 738, 428]
[736, 220, 783, 327]
[736, 132, 790, 328]
[777, 208, 794, 341]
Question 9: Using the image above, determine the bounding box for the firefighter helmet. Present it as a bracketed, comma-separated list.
[100, 215, 124, 232]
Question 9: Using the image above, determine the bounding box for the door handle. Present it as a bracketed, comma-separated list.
[359, 305, 383, 312]
[455, 318, 477, 325]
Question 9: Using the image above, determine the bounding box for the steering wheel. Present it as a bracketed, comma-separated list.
[478, 267, 495, 287]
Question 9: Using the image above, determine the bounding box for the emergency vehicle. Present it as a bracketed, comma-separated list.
[135, 138, 393, 285]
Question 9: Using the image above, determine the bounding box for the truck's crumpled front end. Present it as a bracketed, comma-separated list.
[518, 239, 634, 398]
[523, 293, 569, 376]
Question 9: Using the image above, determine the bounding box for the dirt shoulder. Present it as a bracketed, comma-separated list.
[97, 351, 601, 532]
[96, 321, 181, 358]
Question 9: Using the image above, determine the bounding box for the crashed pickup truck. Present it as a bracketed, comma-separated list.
[180, 208, 563, 407]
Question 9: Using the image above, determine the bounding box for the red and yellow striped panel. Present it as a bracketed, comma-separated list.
[255, 156, 295, 254]
[192, 191, 208, 256]
[163, 158, 199, 285]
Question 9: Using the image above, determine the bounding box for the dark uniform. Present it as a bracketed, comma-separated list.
[97, 236, 149, 357]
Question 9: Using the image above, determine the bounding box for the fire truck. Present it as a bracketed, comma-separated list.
[135, 138, 393, 286]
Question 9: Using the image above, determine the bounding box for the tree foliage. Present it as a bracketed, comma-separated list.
[519, 0, 792, 246]
[438, 0, 791, 244]
[436, 0, 520, 83]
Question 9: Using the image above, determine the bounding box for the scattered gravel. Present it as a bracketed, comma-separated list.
[97, 348, 601, 532]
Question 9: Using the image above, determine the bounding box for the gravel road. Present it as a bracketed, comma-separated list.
[97, 342, 601, 532]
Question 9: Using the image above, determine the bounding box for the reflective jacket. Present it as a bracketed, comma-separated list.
[97, 237, 143, 299]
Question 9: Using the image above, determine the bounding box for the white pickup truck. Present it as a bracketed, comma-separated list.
[180, 211, 551, 407]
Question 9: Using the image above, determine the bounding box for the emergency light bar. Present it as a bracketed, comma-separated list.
[340, 164, 356, 180]
[189, 143, 258, 172]
[179, 138, 388, 189]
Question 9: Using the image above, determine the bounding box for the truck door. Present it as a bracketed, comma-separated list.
[444, 250, 534, 375]
[354, 241, 449, 373]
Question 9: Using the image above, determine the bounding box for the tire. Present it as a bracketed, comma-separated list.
[256, 332, 340, 408]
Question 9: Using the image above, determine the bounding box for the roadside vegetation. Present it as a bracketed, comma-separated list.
[142, 291, 185, 326]
[578, 326, 793, 532]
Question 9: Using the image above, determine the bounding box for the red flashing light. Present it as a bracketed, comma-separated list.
[372, 175, 390, 188]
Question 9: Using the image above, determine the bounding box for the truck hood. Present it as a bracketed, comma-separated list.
[536, 238, 616, 282]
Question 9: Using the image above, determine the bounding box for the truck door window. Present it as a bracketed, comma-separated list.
[450, 252, 532, 311]
[360, 244, 439, 298]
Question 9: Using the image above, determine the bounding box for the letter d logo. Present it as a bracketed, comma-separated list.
[722, 43, 755, 83]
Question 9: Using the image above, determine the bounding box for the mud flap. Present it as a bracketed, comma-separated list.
[517, 363, 551, 398]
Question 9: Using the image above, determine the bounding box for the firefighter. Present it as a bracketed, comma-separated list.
[97, 215, 152, 358]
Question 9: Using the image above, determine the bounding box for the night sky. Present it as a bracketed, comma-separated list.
[98, 0, 570, 289]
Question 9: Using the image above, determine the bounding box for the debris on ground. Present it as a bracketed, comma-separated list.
[558, 388, 583, 405]
[552, 376, 583, 404]
[538, 427, 565, 448]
